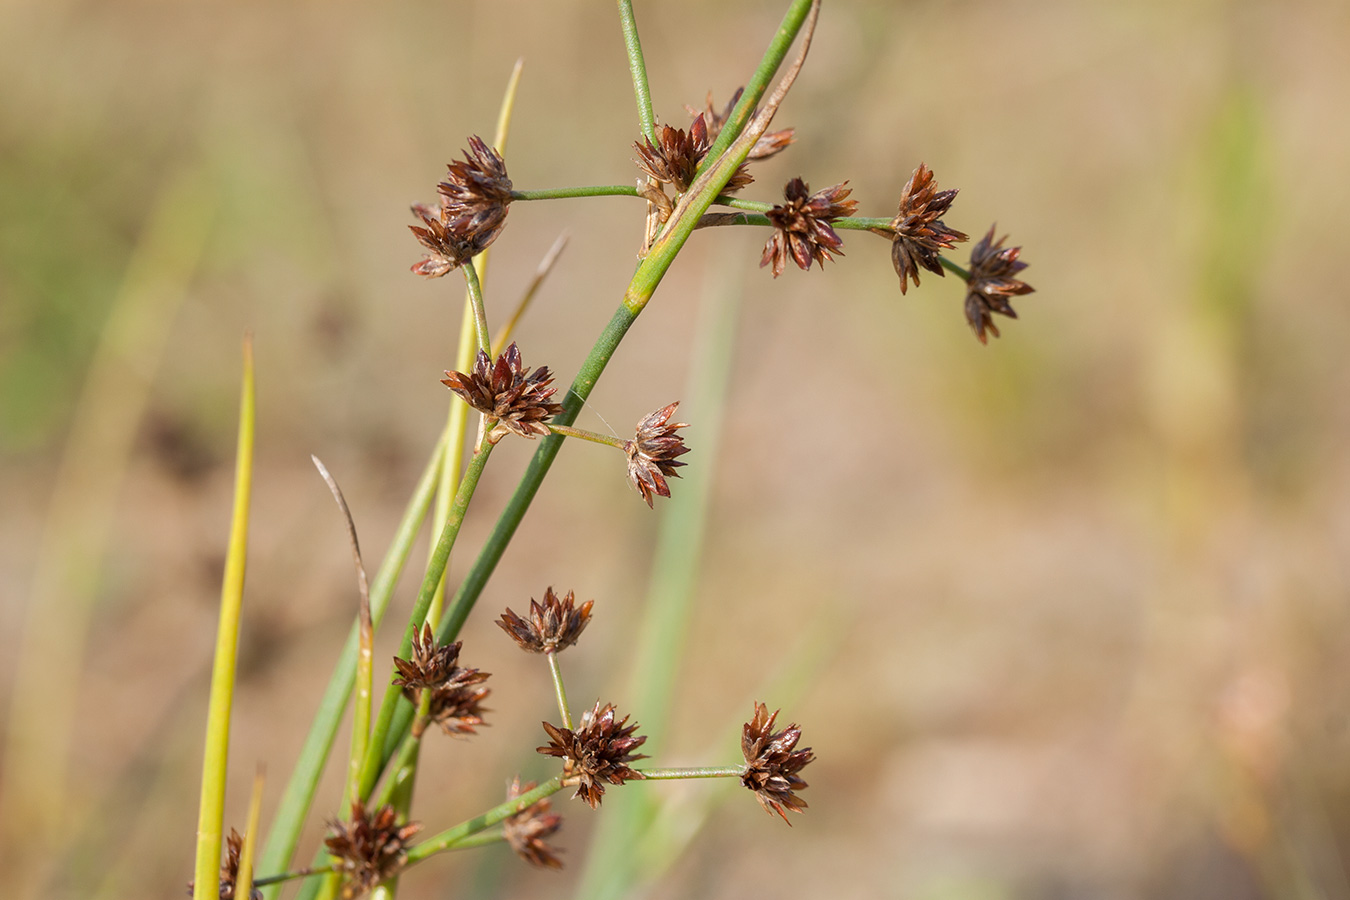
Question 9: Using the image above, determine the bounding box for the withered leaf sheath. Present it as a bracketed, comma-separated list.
[741, 702, 814, 824]
[889, 163, 968, 294]
[497, 587, 595, 654]
[440, 342, 563, 442]
[185, 828, 262, 900]
[625, 401, 690, 507]
[502, 776, 565, 869]
[761, 178, 859, 277]
[964, 225, 1034, 344]
[324, 802, 422, 899]
[687, 88, 796, 161]
[634, 115, 753, 195]
[537, 701, 648, 809]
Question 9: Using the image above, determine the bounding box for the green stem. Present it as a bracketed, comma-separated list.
[636, 766, 744, 780]
[440, 829, 505, 851]
[359, 437, 496, 800]
[546, 651, 573, 731]
[461, 263, 491, 357]
[616, 0, 657, 145]
[253, 867, 336, 888]
[404, 775, 566, 866]
[546, 423, 629, 451]
[939, 255, 971, 280]
[511, 185, 640, 201]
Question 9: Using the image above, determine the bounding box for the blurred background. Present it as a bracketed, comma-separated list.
[3, 0, 1350, 897]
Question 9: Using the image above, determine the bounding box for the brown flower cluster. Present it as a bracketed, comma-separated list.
[537, 701, 648, 808]
[441, 342, 563, 442]
[410, 136, 512, 277]
[964, 225, 1034, 344]
[324, 802, 421, 899]
[624, 402, 691, 507]
[761, 178, 858, 277]
[502, 776, 565, 869]
[889, 163, 968, 294]
[497, 587, 594, 654]
[634, 115, 753, 201]
[686, 88, 795, 161]
[393, 625, 491, 737]
[741, 702, 814, 824]
[186, 828, 261, 900]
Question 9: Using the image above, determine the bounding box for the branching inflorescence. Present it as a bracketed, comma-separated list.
[196, 2, 1037, 899]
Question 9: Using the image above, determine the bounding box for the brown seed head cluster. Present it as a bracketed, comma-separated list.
[634, 115, 753, 197]
[964, 225, 1034, 344]
[441, 343, 563, 442]
[392, 625, 491, 737]
[497, 587, 595, 654]
[537, 701, 648, 808]
[409, 136, 512, 278]
[186, 828, 262, 900]
[761, 178, 858, 277]
[740, 702, 814, 824]
[391, 624, 463, 694]
[502, 776, 565, 869]
[889, 163, 968, 294]
[324, 802, 422, 899]
[624, 402, 691, 507]
[686, 88, 795, 161]
[425, 677, 491, 737]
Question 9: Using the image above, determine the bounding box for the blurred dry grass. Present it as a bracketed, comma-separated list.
[3, 0, 1350, 898]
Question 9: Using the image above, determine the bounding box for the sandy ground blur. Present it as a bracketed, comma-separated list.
[4, 1, 1350, 898]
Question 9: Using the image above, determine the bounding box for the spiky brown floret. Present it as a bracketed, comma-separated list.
[440, 343, 563, 442]
[502, 776, 564, 869]
[687, 88, 795, 161]
[740, 702, 814, 824]
[889, 163, 968, 294]
[760, 178, 858, 277]
[426, 681, 491, 736]
[186, 828, 262, 900]
[438, 135, 513, 216]
[497, 587, 595, 654]
[409, 203, 506, 278]
[624, 402, 690, 507]
[634, 115, 753, 195]
[964, 225, 1034, 344]
[392, 624, 463, 695]
[324, 803, 421, 899]
[537, 701, 648, 809]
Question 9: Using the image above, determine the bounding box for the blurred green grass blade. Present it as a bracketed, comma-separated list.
[257, 430, 445, 895]
[575, 241, 745, 900]
[237, 767, 266, 900]
[193, 335, 256, 900]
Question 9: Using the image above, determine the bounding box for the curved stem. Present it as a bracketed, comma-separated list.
[617, 0, 657, 145]
[460, 263, 490, 357]
[511, 185, 640, 201]
[404, 775, 566, 866]
[546, 651, 573, 731]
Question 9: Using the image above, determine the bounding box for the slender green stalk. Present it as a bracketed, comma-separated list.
[546, 652, 573, 730]
[511, 185, 640, 201]
[616, 0, 656, 145]
[438, 829, 505, 851]
[938, 255, 971, 280]
[359, 438, 496, 800]
[461, 263, 491, 357]
[257, 432, 445, 897]
[404, 776, 566, 866]
[192, 337, 255, 900]
[546, 423, 629, 451]
[635, 766, 744, 780]
[254, 867, 336, 888]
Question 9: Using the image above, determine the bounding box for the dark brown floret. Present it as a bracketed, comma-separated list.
[426, 680, 491, 736]
[185, 828, 262, 900]
[760, 178, 858, 277]
[687, 88, 795, 161]
[888, 163, 968, 294]
[391, 624, 463, 695]
[964, 224, 1034, 344]
[409, 203, 506, 278]
[502, 776, 564, 869]
[537, 701, 648, 809]
[437, 135, 513, 217]
[624, 402, 690, 507]
[324, 802, 421, 899]
[497, 587, 595, 654]
[740, 702, 814, 824]
[440, 342, 563, 442]
[634, 115, 753, 195]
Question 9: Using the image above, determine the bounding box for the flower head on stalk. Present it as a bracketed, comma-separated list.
[498, 587, 595, 654]
[963, 225, 1034, 344]
[409, 136, 512, 277]
[185, 829, 262, 900]
[635, 115, 754, 197]
[426, 679, 491, 737]
[438, 135, 513, 217]
[538, 701, 648, 808]
[503, 776, 565, 869]
[441, 342, 563, 442]
[324, 802, 421, 899]
[625, 402, 691, 507]
[740, 702, 814, 824]
[687, 88, 795, 161]
[761, 178, 858, 277]
[887, 163, 968, 294]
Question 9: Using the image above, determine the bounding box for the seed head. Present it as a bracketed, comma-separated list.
[391, 624, 463, 695]
[502, 776, 565, 870]
[964, 225, 1034, 344]
[537, 701, 648, 809]
[760, 178, 858, 277]
[634, 115, 753, 195]
[440, 342, 563, 442]
[624, 401, 691, 507]
[497, 587, 595, 654]
[740, 702, 814, 824]
[324, 802, 421, 899]
[186, 829, 262, 900]
[437, 135, 513, 217]
[888, 163, 968, 294]
[409, 203, 506, 278]
[426, 680, 491, 737]
[687, 88, 795, 161]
